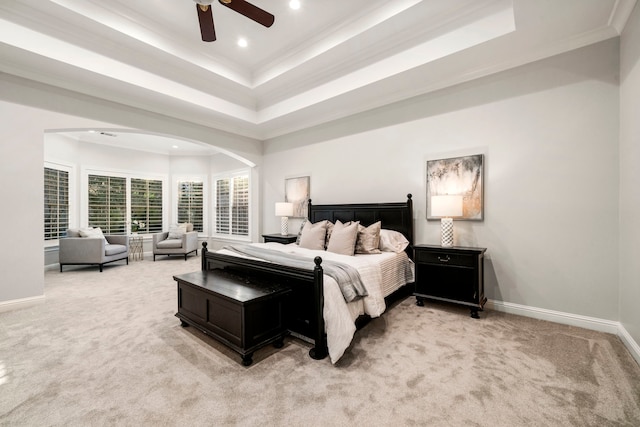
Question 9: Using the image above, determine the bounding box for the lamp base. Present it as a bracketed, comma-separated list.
[440, 218, 454, 247]
[280, 217, 289, 235]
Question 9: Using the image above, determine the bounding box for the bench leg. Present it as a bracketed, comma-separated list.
[242, 353, 253, 366]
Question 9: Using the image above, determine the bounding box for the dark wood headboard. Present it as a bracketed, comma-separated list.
[308, 194, 414, 257]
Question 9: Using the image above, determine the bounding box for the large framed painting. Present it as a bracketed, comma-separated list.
[285, 176, 310, 218]
[427, 154, 484, 220]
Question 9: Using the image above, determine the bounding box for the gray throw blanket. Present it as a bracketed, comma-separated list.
[222, 244, 368, 302]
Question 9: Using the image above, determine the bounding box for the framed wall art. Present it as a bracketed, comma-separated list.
[426, 154, 484, 220]
[285, 176, 310, 218]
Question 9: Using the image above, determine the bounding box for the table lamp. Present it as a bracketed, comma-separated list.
[275, 202, 294, 235]
[431, 195, 463, 247]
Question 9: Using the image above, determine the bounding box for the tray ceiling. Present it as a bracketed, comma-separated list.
[0, 0, 636, 141]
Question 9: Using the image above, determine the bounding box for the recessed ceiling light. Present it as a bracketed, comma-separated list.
[289, 0, 301, 10]
[237, 38, 248, 47]
[172, 145, 179, 149]
[88, 130, 96, 133]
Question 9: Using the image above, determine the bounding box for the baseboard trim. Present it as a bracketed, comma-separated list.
[487, 299, 640, 366]
[618, 324, 640, 367]
[0, 295, 45, 313]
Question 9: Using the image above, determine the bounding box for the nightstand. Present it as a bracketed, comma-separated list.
[413, 244, 487, 318]
[262, 234, 298, 244]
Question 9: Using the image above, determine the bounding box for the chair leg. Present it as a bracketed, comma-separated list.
[60, 264, 63, 272]
[99, 264, 103, 272]
[153, 254, 156, 261]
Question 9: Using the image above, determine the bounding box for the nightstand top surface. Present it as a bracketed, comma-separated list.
[415, 244, 486, 253]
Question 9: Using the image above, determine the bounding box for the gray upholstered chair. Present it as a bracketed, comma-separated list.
[152, 225, 198, 261]
[59, 228, 129, 272]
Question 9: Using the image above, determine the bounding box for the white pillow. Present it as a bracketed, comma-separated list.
[299, 220, 327, 250]
[168, 224, 187, 239]
[379, 229, 409, 253]
[79, 227, 103, 238]
[326, 220, 359, 256]
[79, 227, 109, 244]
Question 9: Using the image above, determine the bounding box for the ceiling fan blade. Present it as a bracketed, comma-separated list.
[218, 0, 274, 28]
[196, 4, 216, 42]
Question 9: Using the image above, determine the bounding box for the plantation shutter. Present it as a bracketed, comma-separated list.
[214, 174, 249, 237]
[215, 178, 230, 234]
[131, 178, 163, 233]
[232, 175, 249, 236]
[88, 174, 126, 234]
[44, 167, 69, 240]
[177, 181, 204, 232]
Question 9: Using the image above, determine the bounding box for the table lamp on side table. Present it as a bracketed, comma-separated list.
[431, 195, 463, 247]
[275, 202, 294, 235]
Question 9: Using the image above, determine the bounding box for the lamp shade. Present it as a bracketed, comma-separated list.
[275, 202, 294, 217]
[431, 195, 463, 218]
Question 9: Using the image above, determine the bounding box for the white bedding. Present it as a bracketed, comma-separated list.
[216, 242, 415, 363]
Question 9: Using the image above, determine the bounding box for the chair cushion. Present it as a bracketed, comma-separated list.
[105, 244, 127, 256]
[156, 239, 183, 249]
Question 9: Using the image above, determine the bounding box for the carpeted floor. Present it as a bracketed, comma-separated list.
[1, 254, 639, 426]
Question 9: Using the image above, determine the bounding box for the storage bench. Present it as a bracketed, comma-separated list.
[173, 270, 291, 366]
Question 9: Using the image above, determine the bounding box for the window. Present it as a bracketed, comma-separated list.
[44, 167, 69, 240]
[131, 178, 163, 233]
[87, 174, 127, 234]
[214, 172, 249, 237]
[177, 181, 204, 232]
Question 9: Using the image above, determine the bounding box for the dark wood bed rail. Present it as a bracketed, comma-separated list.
[202, 242, 328, 360]
[201, 194, 414, 362]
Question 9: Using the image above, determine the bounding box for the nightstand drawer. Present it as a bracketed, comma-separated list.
[415, 250, 476, 267]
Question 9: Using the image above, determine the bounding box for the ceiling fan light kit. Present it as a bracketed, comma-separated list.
[193, 0, 274, 43]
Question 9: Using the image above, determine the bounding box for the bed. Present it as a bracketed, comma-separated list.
[201, 194, 415, 363]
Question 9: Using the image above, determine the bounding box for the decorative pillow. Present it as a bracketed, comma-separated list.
[79, 227, 103, 238]
[168, 224, 187, 240]
[299, 220, 328, 250]
[182, 223, 194, 232]
[355, 221, 382, 254]
[295, 218, 308, 245]
[326, 220, 359, 256]
[66, 228, 81, 238]
[79, 227, 109, 244]
[324, 221, 335, 249]
[379, 229, 410, 253]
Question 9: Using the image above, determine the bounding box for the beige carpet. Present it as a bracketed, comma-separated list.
[0, 254, 639, 426]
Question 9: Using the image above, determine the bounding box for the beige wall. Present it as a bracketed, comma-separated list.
[619, 3, 640, 356]
[264, 39, 621, 321]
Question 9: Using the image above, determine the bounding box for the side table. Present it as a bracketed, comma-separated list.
[262, 234, 298, 244]
[129, 235, 144, 261]
[413, 244, 487, 318]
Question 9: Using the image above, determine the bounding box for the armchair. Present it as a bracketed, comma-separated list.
[59, 228, 129, 272]
[152, 225, 198, 261]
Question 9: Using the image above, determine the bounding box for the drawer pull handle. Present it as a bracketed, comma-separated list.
[438, 255, 450, 263]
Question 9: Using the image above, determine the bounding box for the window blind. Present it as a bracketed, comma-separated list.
[232, 175, 249, 236]
[131, 178, 163, 233]
[214, 173, 250, 237]
[177, 181, 204, 232]
[215, 178, 230, 234]
[88, 174, 126, 234]
[44, 167, 69, 240]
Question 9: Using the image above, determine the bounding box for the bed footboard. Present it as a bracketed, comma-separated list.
[201, 242, 328, 360]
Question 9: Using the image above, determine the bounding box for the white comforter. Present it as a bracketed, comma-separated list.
[216, 242, 414, 363]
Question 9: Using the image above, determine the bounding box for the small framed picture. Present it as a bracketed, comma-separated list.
[427, 154, 483, 220]
[285, 176, 310, 218]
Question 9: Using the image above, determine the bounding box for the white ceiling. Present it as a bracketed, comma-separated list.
[0, 0, 637, 147]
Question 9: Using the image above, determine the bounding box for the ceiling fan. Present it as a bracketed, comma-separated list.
[193, 0, 275, 42]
